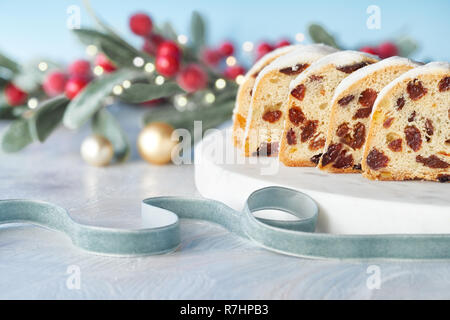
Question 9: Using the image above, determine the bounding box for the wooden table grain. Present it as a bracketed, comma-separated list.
[0, 106, 449, 299]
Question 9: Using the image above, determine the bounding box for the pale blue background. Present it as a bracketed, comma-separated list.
[0, 0, 449, 64]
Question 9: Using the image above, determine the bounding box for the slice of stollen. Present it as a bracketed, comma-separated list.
[362, 62, 450, 182]
[243, 44, 338, 157]
[318, 56, 421, 173]
[279, 50, 379, 167]
[231, 45, 302, 149]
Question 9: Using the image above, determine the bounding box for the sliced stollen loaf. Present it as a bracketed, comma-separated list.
[243, 44, 338, 157]
[318, 57, 421, 173]
[279, 50, 379, 167]
[362, 62, 450, 182]
[232, 45, 302, 149]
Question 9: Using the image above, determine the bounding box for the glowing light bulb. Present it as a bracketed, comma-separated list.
[122, 80, 131, 89]
[226, 56, 237, 67]
[93, 66, 104, 76]
[155, 76, 165, 85]
[295, 33, 305, 43]
[38, 62, 48, 72]
[27, 98, 38, 109]
[112, 85, 123, 95]
[145, 63, 155, 73]
[204, 93, 215, 104]
[215, 79, 226, 90]
[177, 34, 188, 45]
[236, 75, 245, 85]
[133, 57, 145, 67]
[243, 41, 254, 52]
[86, 45, 98, 56]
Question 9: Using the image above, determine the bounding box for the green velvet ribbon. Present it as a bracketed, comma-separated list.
[0, 186, 449, 260]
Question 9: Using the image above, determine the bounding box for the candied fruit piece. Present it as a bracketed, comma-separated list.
[288, 106, 305, 125]
[256, 142, 279, 157]
[408, 111, 416, 122]
[333, 150, 354, 169]
[309, 75, 324, 81]
[309, 136, 325, 151]
[425, 119, 434, 136]
[321, 143, 342, 167]
[383, 117, 395, 129]
[262, 110, 282, 123]
[336, 123, 350, 137]
[438, 175, 450, 183]
[310, 153, 323, 165]
[407, 79, 427, 101]
[236, 113, 246, 129]
[404, 125, 422, 152]
[366, 148, 389, 170]
[353, 107, 372, 119]
[396, 96, 405, 110]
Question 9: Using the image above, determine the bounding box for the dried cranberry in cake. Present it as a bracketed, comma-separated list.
[438, 76, 450, 92]
[309, 75, 324, 81]
[279, 63, 309, 75]
[291, 84, 306, 101]
[321, 143, 342, 167]
[262, 110, 282, 123]
[336, 61, 371, 74]
[256, 142, 279, 157]
[407, 79, 428, 101]
[310, 153, 323, 165]
[438, 175, 450, 183]
[351, 122, 366, 149]
[286, 128, 297, 145]
[333, 150, 354, 169]
[366, 148, 389, 170]
[338, 95, 354, 106]
[404, 125, 422, 152]
[416, 155, 449, 169]
[383, 117, 395, 129]
[336, 123, 350, 137]
[353, 107, 372, 119]
[408, 111, 416, 122]
[358, 89, 377, 107]
[425, 119, 434, 136]
[396, 96, 406, 110]
[300, 120, 318, 142]
[309, 136, 325, 151]
[388, 139, 403, 152]
[288, 106, 305, 125]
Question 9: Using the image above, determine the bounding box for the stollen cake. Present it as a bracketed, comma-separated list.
[244, 44, 338, 157]
[362, 62, 450, 182]
[318, 57, 421, 173]
[279, 50, 379, 167]
[232, 45, 302, 149]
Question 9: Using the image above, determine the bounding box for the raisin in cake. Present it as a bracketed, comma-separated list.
[318, 57, 421, 173]
[279, 51, 379, 166]
[243, 44, 338, 157]
[362, 62, 450, 182]
[232, 45, 302, 149]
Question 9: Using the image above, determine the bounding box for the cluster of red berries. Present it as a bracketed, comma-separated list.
[255, 39, 291, 60]
[359, 41, 399, 59]
[201, 41, 245, 80]
[132, 12, 208, 93]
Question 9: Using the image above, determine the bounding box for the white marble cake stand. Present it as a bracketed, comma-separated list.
[194, 127, 450, 235]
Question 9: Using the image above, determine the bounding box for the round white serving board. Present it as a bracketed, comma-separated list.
[194, 127, 450, 235]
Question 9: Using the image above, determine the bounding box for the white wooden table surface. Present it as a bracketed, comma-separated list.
[0, 106, 449, 299]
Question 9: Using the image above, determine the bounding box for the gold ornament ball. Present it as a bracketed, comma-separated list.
[80, 135, 114, 167]
[137, 122, 178, 165]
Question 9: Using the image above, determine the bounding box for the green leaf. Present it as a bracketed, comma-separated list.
[190, 11, 206, 52]
[73, 29, 143, 68]
[29, 96, 70, 142]
[63, 69, 137, 130]
[13, 59, 62, 92]
[92, 108, 130, 162]
[308, 24, 340, 49]
[161, 22, 178, 41]
[120, 83, 184, 104]
[1, 118, 33, 152]
[0, 52, 20, 73]
[396, 36, 418, 57]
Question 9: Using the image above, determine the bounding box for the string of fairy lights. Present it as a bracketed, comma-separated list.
[29, 32, 306, 112]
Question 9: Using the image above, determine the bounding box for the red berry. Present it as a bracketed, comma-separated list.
[224, 65, 245, 80]
[218, 41, 234, 57]
[176, 64, 208, 93]
[155, 54, 180, 77]
[141, 98, 165, 107]
[4, 83, 27, 106]
[95, 53, 116, 73]
[359, 46, 379, 56]
[65, 77, 88, 100]
[377, 42, 398, 59]
[142, 33, 165, 56]
[68, 59, 91, 78]
[43, 71, 67, 97]
[276, 39, 291, 48]
[157, 41, 181, 59]
[201, 48, 222, 67]
[256, 42, 274, 60]
[129, 13, 153, 36]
